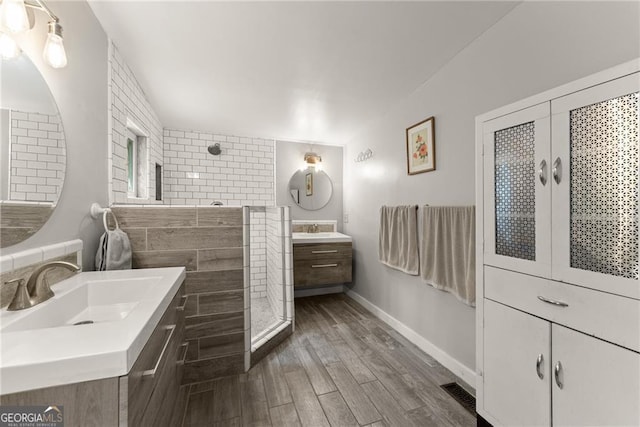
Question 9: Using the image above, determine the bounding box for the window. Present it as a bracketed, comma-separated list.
[125, 119, 148, 199]
[126, 129, 138, 197]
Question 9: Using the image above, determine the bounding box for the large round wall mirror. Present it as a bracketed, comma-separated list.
[1, 54, 66, 247]
[288, 168, 333, 211]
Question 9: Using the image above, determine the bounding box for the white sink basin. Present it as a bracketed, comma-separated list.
[1, 277, 158, 332]
[0, 267, 185, 395]
[292, 231, 352, 244]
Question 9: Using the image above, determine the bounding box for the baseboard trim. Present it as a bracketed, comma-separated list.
[345, 289, 476, 388]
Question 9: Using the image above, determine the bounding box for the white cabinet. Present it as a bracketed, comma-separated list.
[483, 300, 640, 427]
[476, 60, 640, 427]
[552, 324, 640, 426]
[482, 103, 551, 277]
[483, 300, 550, 426]
[550, 73, 639, 299]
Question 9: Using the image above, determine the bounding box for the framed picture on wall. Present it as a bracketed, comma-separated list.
[305, 172, 313, 196]
[406, 116, 436, 175]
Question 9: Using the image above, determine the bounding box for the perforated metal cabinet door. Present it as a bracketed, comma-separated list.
[482, 102, 552, 278]
[551, 73, 639, 299]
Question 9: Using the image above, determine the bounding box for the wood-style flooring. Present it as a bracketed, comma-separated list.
[182, 293, 476, 427]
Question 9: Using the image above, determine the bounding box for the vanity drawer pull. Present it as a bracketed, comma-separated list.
[311, 264, 338, 268]
[311, 250, 338, 254]
[142, 325, 175, 378]
[176, 295, 188, 311]
[178, 343, 188, 366]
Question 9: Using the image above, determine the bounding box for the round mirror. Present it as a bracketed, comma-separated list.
[1, 54, 66, 247]
[288, 168, 333, 211]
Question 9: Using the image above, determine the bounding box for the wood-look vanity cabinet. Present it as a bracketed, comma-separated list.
[121, 283, 188, 426]
[476, 62, 640, 426]
[293, 242, 352, 287]
[0, 283, 189, 426]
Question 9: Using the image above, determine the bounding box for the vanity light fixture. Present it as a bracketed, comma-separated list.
[0, 0, 67, 68]
[304, 152, 322, 171]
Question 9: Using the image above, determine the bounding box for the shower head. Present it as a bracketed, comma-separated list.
[207, 143, 221, 155]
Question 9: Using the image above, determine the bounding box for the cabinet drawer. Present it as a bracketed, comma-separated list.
[293, 242, 352, 261]
[125, 284, 185, 426]
[485, 266, 639, 352]
[294, 257, 352, 287]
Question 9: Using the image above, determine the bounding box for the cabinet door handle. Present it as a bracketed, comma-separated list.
[536, 354, 544, 379]
[537, 295, 569, 307]
[142, 325, 175, 378]
[312, 264, 338, 268]
[552, 157, 562, 184]
[538, 159, 547, 186]
[311, 250, 338, 254]
[176, 295, 188, 312]
[178, 342, 188, 366]
[554, 361, 563, 389]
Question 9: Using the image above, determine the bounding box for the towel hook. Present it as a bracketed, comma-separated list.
[90, 203, 119, 231]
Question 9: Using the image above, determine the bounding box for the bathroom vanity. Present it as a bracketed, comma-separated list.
[0, 267, 188, 426]
[292, 226, 352, 288]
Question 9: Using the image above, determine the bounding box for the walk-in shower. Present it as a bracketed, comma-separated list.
[244, 206, 293, 355]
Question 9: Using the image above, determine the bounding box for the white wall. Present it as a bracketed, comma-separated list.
[276, 140, 344, 230]
[2, 1, 109, 269]
[343, 1, 640, 379]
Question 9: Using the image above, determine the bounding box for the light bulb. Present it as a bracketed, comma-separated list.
[43, 21, 67, 68]
[0, 32, 20, 59]
[0, 0, 29, 34]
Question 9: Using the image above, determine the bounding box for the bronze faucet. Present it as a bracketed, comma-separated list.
[5, 261, 80, 311]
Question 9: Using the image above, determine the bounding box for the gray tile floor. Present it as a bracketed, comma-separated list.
[183, 294, 475, 426]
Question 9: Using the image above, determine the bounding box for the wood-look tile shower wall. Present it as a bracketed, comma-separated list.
[111, 206, 245, 384]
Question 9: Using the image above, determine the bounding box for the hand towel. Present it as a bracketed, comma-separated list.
[378, 205, 419, 275]
[95, 228, 132, 271]
[420, 206, 476, 306]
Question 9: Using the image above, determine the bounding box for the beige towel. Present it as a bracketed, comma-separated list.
[420, 206, 476, 306]
[378, 205, 419, 275]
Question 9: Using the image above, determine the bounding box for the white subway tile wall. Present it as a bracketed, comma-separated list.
[9, 111, 64, 202]
[266, 207, 286, 322]
[163, 129, 275, 206]
[108, 41, 163, 204]
[249, 210, 267, 298]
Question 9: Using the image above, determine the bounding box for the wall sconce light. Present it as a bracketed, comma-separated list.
[0, 0, 67, 68]
[303, 152, 323, 171]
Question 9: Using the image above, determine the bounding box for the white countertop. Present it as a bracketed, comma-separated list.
[292, 232, 352, 244]
[0, 267, 185, 395]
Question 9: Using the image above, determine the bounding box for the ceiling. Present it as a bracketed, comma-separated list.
[88, 1, 518, 145]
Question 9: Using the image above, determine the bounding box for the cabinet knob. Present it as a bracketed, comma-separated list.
[536, 354, 544, 379]
[554, 361, 564, 389]
[552, 157, 562, 184]
[538, 159, 548, 186]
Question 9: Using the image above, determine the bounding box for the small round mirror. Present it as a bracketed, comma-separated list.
[288, 168, 333, 211]
[1, 54, 67, 247]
